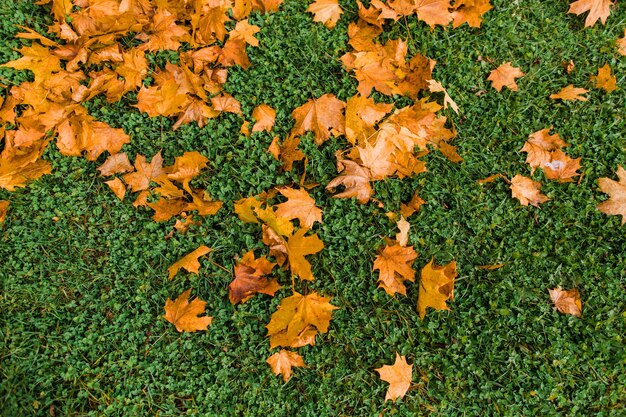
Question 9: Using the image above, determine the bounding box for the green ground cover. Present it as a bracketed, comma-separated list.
[1, 0, 625, 415]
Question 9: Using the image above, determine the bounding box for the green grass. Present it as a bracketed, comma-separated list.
[1, 0, 626, 416]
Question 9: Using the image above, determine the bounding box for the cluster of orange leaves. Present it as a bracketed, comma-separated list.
[0, 0, 623, 399]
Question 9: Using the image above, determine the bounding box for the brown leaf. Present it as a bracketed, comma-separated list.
[590, 63, 617, 93]
[549, 85, 588, 101]
[414, 0, 453, 28]
[568, 0, 613, 27]
[164, 289, 212, 332]
[267, 350, 306, 382]
[326, 159, 372, 203]
[147, 197, 187, 222]
[345, 95, 393, 145]
[373, 241, 418, 296]
[510, 175, 549, 207]
[417, 259, 457, 319]
[252, 104, 276, 132]
[597, 165, 626, 224]
[266, 291, 338, 348]
[97, 153, 134, 176]
[123, 152, 165, 192]
[291, 94, 345, 145]
[548, 287, 582, 317]
[275, 187, 322, 229]
[229, 251, 279, 304]
[487, 62, 524, 92]
[308, 0, 343, 29]
[278, 136, 305, 171]
[375, 353, 412, 402]
[104, 177, 126, 201]
[168, 245, 212, 280]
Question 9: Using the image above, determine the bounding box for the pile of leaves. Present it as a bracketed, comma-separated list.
[1, 0, 625, 402]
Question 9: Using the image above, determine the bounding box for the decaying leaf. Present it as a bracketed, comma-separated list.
[164, 289, 213, 332]
[548, 287, 582, 317]
[168, 245, 212, 280]
[123, 152, 165, 192]
[267, 350, 306, 381]
[417, 258, 456, 319]
[597, 165, 626, 224]
[373, 241, 418, 296]
[400, 192, 426, 218]
[326, 159, 372, 203]
[229, 251, 279, 304]
[98, 153, 134, 176]
[510, 175, 550, 207]
[266, 291, 338, 348]
[375, 353, 412, 402]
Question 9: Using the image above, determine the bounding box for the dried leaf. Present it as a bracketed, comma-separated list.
[164, 289, 212, 332]
[267, 350, 306, 381]
[373, 241, 417, 296]
[375, 353, 412, 402]
[275, 187, 322, 229]
[510, 175, 549, 207]
[229, 251, 279, 304]
[252, 104, 276, 132]
[105, 177, 126, 201]
[568, 0, 613, 27]
[597, 165, 626, 224]
[97, 153, 134, 176]
[417, 258, 456, 319]
[308, 0, 343, 29]
[487, 62, 524, 92]
[549, 85, 588, 101]
[590, 63, 617, 93]
[548, 287, 582, 317]
[291, 94, 345, 145]
[168, 245, 212, 280]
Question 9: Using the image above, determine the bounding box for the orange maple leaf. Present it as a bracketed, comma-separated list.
[308, 0, 343, 29]
[375, 353, 413, 401]
[568, 0, 613, 27]
[417, 259, 457, 319]
[597, 165, 626, 224]
[549, 85, 588, 101]
[548, 287, 582, 317]
[168, 245, 212, 280]
[229, 251, 279, 304]
[326, 159, 373, 203]
[267, 350, 306, 381]
[123, 152, 165, 192]
[590, 63, 617, 93]
[252, 104, 276, 132]
[487, 62, 524, 92]
[291, 94, 345, 145]
[451, 0, 493, 28]
[275, 187, 323, 229]
[164, 289, 213, 332]
[373, 241, 418, 296]
[510, 175, 550, 207]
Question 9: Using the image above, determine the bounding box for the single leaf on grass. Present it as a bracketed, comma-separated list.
[308, 0, 343, 29]
[417, 258, 456, 319]
[326, 159, 372, 203]
[487, 62, 524, 92]
[164, 289, 212, 332]
[0, 200, 8, 223]
[97, 153, 134, 176]
[451, 0, 492, 28]
[568, 0, 613, 27]
[105, 178, 126, 201]
[414, 0, 453, 28]
[510, 175, 549, 207]
[291, 94, 345, 145]
[395, 216, 410, 247]
[597, 165, 626, 224]
[267, 350, 306, 381]
[275, 187, 322, 228]
[549, 85, 588, 101]
[211, 93, 242, 115]
[548, 287, 582, 317]
[229, 251, 279, 304]
[286, 229, 324, 281]
[168, 245, 212, 280]
[590, 64, 617, 93]
[252, 104, 276, 132]
[373, 241, 418, 296]
[266, 291, 338, 348]
[400, 192, 426, 218]
[375, 353, 412, 402]
[123, 152, 165, 192]
[541, 149, 581, 183]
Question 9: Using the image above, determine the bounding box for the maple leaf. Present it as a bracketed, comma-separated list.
[229, 251, 279, 304]
[275, 187, 323, 229]
[234, 195, 263, 223]
[568, 0, 613, 27]
[185, 189, 223, 216]
[262, 224, 289, 266]
[541, 149, 581, 183]
[345, 95, 393, 145]
[375, 353, 412, 402]
[548, 287, 582, 317]
[487, 63, 524, 92]
[326, 159, 373, 203]
[252, 0, 284, 12]
[266, 291, 338, 348]
[549, 85, 588, 101]
[400, 192, 426, 218]
[230, 20, 261, 47]
[252, 104, 276, 132]
[255, 206, 295, 236]
[139, 9, 190, 51]
[0, 142, 52, 191]
[115, 49, 148, 90]
[374, 241, 418, 296]
[590, 64, 617, 93]
[147, 197, 188, 222]
[417, 258, 456, 319]
[451, 0, 493, 28]
[105, 177, 126, 201]
[123, 152, 165, 192]
[164, 289, 213, 332]
[510, 175, 549, 207]
[168, 245, 212, 280]
[427, 80, 458, 114]
[211, 93, 243, 115]
[414, 0, 452, 28]
[597, 165, 626, 224]
[395, 217, 410, 247]
[97, 153, 134, 176]
[286, 229, 324, 281]
[0, 200, 9, 224]
[520, 128, 580, 182]
[136, 80, 189, 117]
[267, 350, 306, 381]
[308, 0, 343, 29]
[291, 94, 345, 145]
[1, 43, 62, 81]
[165, 151, 208, 184]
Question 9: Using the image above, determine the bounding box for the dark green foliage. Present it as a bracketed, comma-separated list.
[1, 1, 625, 416]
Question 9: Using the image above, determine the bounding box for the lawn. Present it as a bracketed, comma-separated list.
[1, 0, 625, 416]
